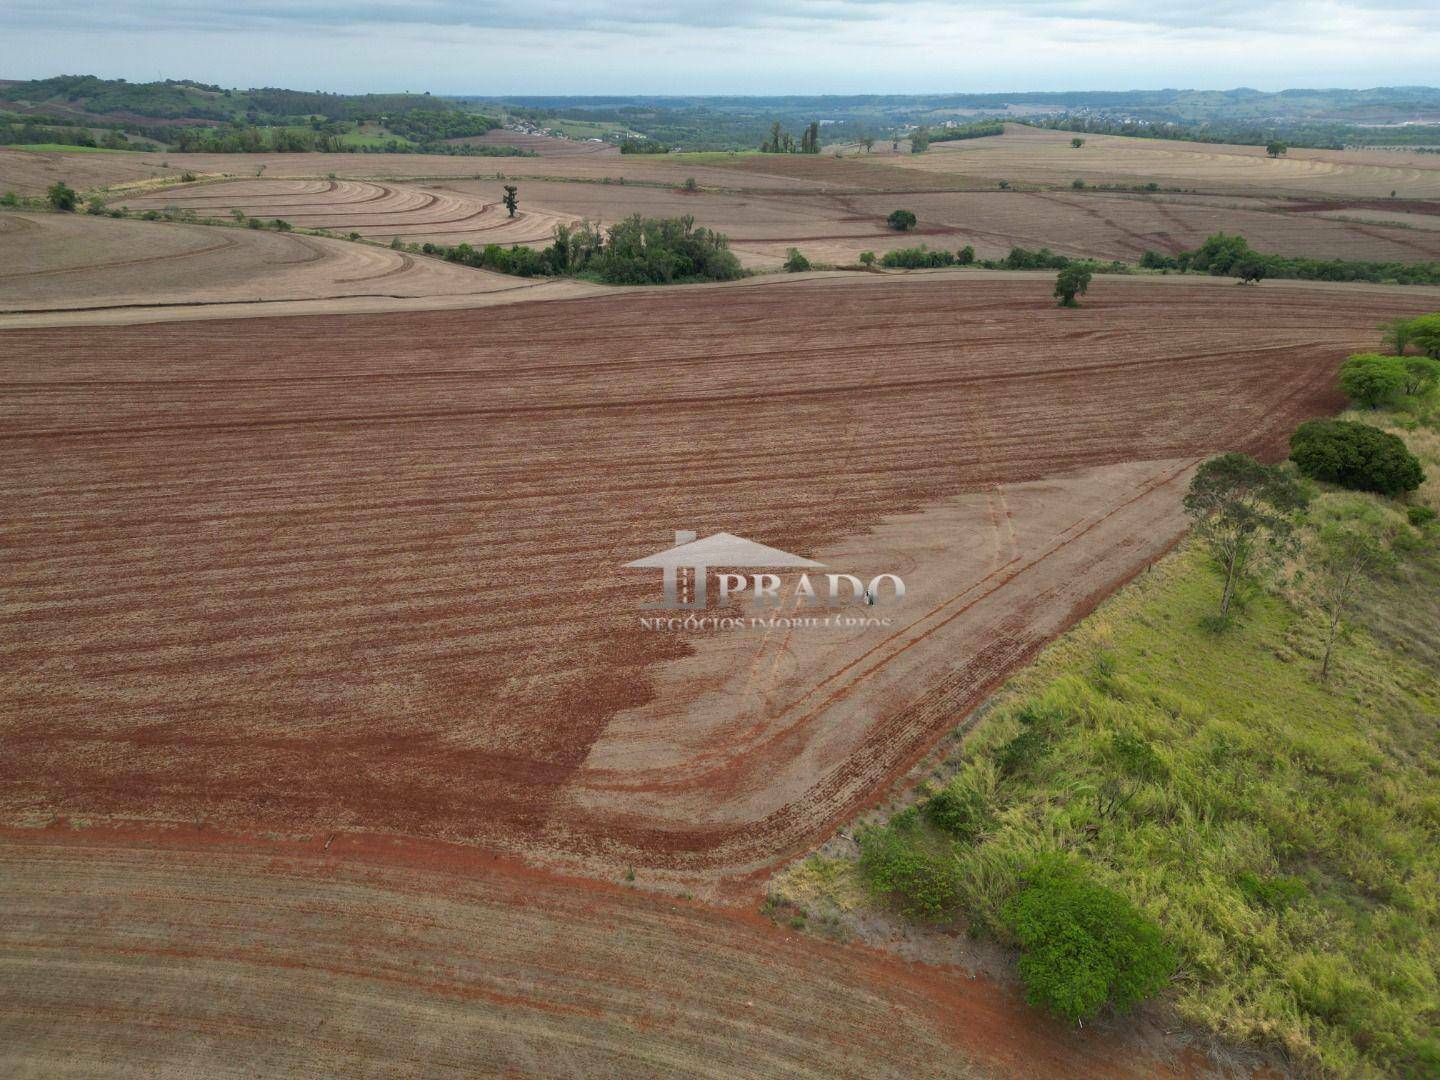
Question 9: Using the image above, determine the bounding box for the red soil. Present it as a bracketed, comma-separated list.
[0, 825, 1195, 1079]
[4, 275, 1429, 890]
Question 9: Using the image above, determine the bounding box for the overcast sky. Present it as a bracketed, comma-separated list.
[3, 1, 1438, 95]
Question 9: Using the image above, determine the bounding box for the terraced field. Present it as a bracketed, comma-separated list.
[4, 274, 1432, 894]
[0, 211, 581, 315]
[118, 177, 572, 247]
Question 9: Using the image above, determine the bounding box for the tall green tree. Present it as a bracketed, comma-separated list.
[1183, 453, 1307, 620]
[886, 209, 917, 231]
[1379, 316, 1414, 355]
[1406, 313, 1440, 358]
[1053, 264, 1092, 307]
[502, 184, 518, 218]
[1266, 140, 1288, 157]
[1338, 353, 1407, 408]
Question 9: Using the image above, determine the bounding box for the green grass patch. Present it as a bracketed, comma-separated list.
[837, 494, 1439, 1074]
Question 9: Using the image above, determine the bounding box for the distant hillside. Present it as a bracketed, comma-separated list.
[0, 75, 511, 156]
[0, 75, 453, 124]
[470, 87, 1440, 152]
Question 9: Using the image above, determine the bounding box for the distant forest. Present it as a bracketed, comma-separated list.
[3, 76, 1439, 155]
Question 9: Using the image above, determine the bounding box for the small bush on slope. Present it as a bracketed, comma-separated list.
[1002, 856, 1175, 1022]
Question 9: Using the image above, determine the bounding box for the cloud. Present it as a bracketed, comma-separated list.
[2, 0, 1438, 93]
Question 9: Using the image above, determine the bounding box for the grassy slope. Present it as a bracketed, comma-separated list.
[775, 423, 1440, 1077]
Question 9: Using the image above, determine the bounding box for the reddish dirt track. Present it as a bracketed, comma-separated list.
[2, 277, 1434, 890]
[0, 828, 1192, 1080]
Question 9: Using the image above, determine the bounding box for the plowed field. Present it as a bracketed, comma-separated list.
[0, 829, 1190, 1080]
[5, 274, 1432, 892]
[117, 177, 574, 247]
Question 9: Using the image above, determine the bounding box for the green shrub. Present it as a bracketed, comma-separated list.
[858, 251, 876, 266]
[46, 180, 78, 212]
[1290, 419, 1425, 495]
[995, 704, 1062, 777]
[1408, 506, 1437, 527]
[881, 245, 955, 269]
[783, 247, 811, 273]
[922, 781, 987, 841]
[0, 190, 18, 207]
[886, 209, 917, 231]
[856, 821, 962, 919]
[1340, 353, 1408, 408]
[956, 244, 975, 265]
[1002, 856, 1175, 1022]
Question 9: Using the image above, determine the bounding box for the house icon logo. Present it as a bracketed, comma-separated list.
[626, 530, 825, 609]
[626, 530, 907, 617]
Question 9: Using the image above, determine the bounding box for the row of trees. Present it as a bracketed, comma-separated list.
[421, 213, 744, 285]
[1141, 233, 1440, 287]
[1183, 326, 1433, 675]
[760, 121, 821, 154]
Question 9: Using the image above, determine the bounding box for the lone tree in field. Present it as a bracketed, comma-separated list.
[1071, 137, 1085, 148]
[1266, 140, 1288, 158]
[1312, 514, 1395, 681]
[502, 184, 519, 218]
[861, 136, 874, 153]
[1183, 453, 1307, 622]
[47, 180, 78, 212]
[1053, 264, 1092, 307]
[887, 209, 917, 231]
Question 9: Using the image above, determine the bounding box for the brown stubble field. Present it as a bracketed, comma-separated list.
[4, 274, 1433, 892]
[0, 829, 1198, 1079]
[878, 123, 1440, 199]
